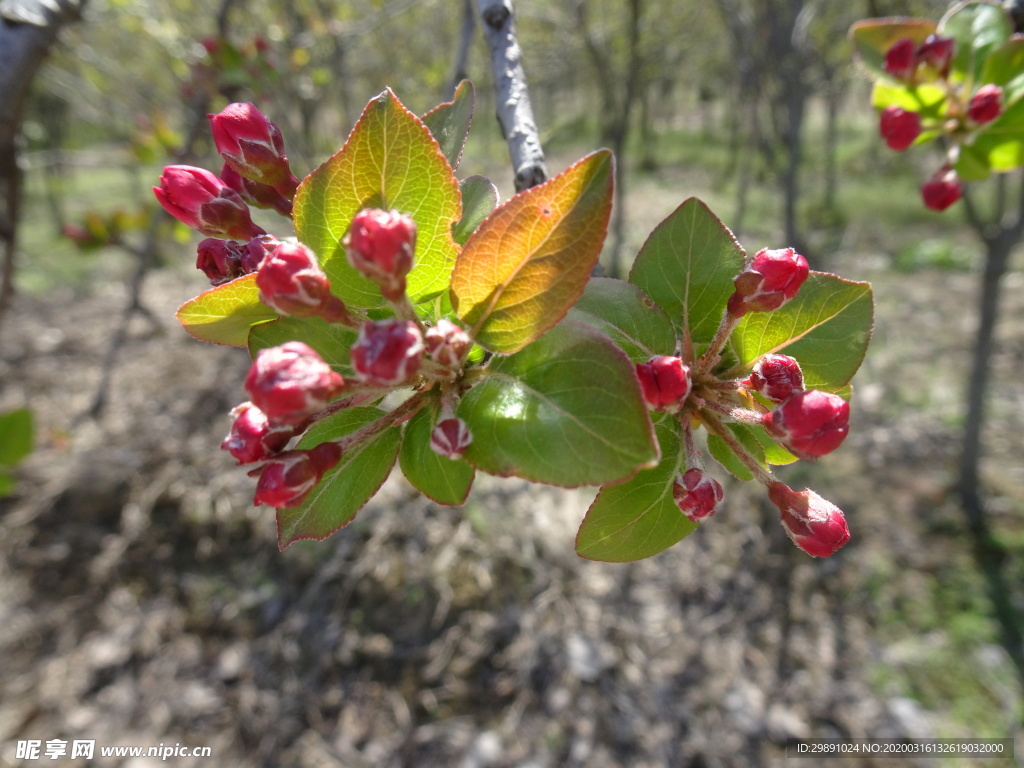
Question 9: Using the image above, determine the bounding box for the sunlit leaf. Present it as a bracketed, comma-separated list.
[399, 400, 475, 505]
[421, 80, 474, 170]
[870, 82, 949, 122]
[176, 274, 277, 347]
[567, 277, 676, 362]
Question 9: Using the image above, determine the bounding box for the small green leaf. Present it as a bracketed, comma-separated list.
[870, 82, 949, 122]
[248, 316, 358, 375]
[575, 420, 696, 562]
[567, 278, 676, 362]
[278, 407, 401, 548]
[707, 423, 765, 481]
[293, 88, 462, 309]
[850, 18, 937, 79]
[981, 37, 1024, 104]
[453, 175, 498, 245]
[0, 469, 14, 497]
[421, 80, 474, 171]
[458, 319, 658, 487]
[629, 197, 746, 346]
[944, 3, 1012, 83]
[0, 408, 33, 465]
[729, 272, 873, 393]
[451, 151, 614, 353]
[399, 401, 475, 505]
[176, 274, 277, 347]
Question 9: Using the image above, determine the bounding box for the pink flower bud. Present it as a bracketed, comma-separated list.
[350, 319, 424, 386]
[727, 247, 810, 317]
[921, 167, 962, 212]
[636, 356, 691, 412]
[673, 468, 724, 523]
[256, 242, 348, 321]
[244, 341, 344, 425]
[748, 354, 804, 404]
[879, 106, 921, 151]
[153, 165, 265, 240]
[430, 417, 473, 460]
[221, 401, 294, 464]
[768, 481, 850, 557]
[196, 238, 247, 284]
[884, 37, 918, 81]
[968, 84, 1003, 125]
[763, 389, 849, 458]
[344, 209, 416, 302]
[252, 443, 342, 508]
[917, 34, 954, 78]
[220, 162, 293, 216]
[208, 103, 299, 197]
[242, 234, 280, 273]
[424, 318, 472, 368]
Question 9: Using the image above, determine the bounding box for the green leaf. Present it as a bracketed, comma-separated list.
[248, 316, 358, 375]
[0, 469, 14, 498]
[980, 37, 1024, 105]
[707, 423, 765, 481]
[575, 420, 696, 562]
[567, 277, 676, 362]
[399, 401, 475, 505]
[293, 88, 462, 309]
[870, 82, 949, 122]
[728, 272, 874, 392]
[421, 80, 474, 171]
[0, 408, 33, 465]
[175, 274, 277, 347]
[458, 319, 658, 487]
[278, 407, 401, 548]
[850, 18, 937, 80]
[450, 151, 614, 353]
[453, 175, 498, 245]
[629, 197, 746, 346]
[944, 3, 1012, 84]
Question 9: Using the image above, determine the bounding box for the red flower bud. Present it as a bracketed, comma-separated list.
[344, 209, 416, 302]
[673, 468, 724, 523]
[220, 162, 293, 216]
[921, 167, 962, 212]
[917, 34, 954, 78]
[884, 37, 918, 81]
[252, 443, 342, 508]
[244, 341, 344, 425]
[636, 355, 691, 412]
[424, 318, 472, 368]
[763, 389, 849, 458]
[727, 247, 809, 317]
[196, 238, 247, 284]
[208, 103, 299, 196]
[221, 401, 294, 464]
[256, 242, 348, 321]
[430, 417, 473, 460]
[243, 234, 280, 273]
[153, 165, 265, 240]
[768, 481, 850, 557]
[968, 84, 1003, 125]
[350, 319, 424, 386]
[748, 354, 804, 404]
[879, 106, 921, 151]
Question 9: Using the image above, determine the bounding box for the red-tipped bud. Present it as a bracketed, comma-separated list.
[763, 389, 849, 458]
[220, 162, 293, 216]
[252, 443, 341, 508]
[673, 468, 724, 523]
[430, 417, 473, 460]
[350, 319, 424, 386]
[921, 167, 963, 212]
[255, 242, 348, 321]
[884, 37, 918, 81]
[879, 106, 921, 151]
[917, 34, 954, 78]
[424, 318, 472, 368]
[344, 209, 416, 302]
[208, 103, 299, 197]
[727, 247, 810, 317]
[221, 402, 294, 464]
[768, 481, 850, 557]
[748, 354, 804, 404]
[153, 165, 265, 240]
[244, 341, 344, 425]
[196, 238, 247, 284]
[968, 84, 1003, 125]
[636, 355, 691, 412]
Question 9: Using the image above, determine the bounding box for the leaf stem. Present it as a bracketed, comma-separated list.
[700, 410, 774, 486]
[328, 393, 428, 453]
[693, 309, 741, 377]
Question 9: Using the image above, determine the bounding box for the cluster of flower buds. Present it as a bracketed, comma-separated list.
[877, 34, 1008, 212]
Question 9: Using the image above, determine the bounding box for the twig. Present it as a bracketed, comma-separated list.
[446, 0, 476, 100]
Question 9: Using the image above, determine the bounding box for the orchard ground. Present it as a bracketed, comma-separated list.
[1, 138, 1023, 766]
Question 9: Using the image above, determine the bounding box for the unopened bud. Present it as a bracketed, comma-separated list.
[208, 103, 299, 197]
[242, 234, 280, 273]
[968, 84, 1003, 125]
[252, 443, 341, 508]
[673, 468, 724, 523]
[768, 481, 850, 557]
[220, 162, 293, 216]
[344, 209, 416, 302]
[196, 238, 247, 284]
[879, 106, 921, 151]
[883, 37, 918, 81]
[748, 354, 804, 403]
[917, 34, 954, 78]
[921, 166, 962, 212]
[763, 389, 849, 458]
[636, 356, 691, 412]
[245, 341, 344, 425]
[350, 319, 424, 386]
[256, 242, 348, 321]
[221, 401, 294, 464]
[424, 318, 472, 368]
[430, 417, 473, 460]
[153, 165, 265, 240]
[727, 247, 810, 317]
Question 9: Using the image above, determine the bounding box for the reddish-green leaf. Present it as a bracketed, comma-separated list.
[399, 400, 475, 506]
[293, 88, 461, 308]
[450, 151, 614, 353]
[850, 18, 936, 79]
[176, 274, 277, 347]
[421, 80, 474, 171]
